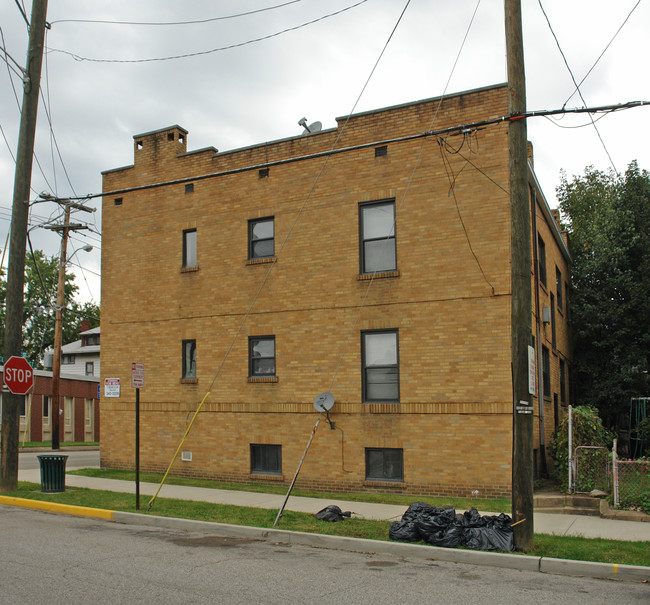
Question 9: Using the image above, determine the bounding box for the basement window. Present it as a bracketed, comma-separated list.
[365, 448, 403, 482]
[250, 444, 281, 475]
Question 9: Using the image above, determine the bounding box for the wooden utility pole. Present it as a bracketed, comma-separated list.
[45, 201, 91, 450]
[1, 0, 49, 492]
[506, 0, 534, 551]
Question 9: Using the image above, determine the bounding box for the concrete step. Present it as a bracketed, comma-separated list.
[534, 494, 600, 509]
[534, 506, 602, 517]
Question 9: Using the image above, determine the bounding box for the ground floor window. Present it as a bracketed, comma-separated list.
[250, 443, 281, 475]
[365, 447, 403, 482]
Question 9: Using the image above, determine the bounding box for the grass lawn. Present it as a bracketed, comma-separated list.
[4, 480, 649, 568]
[69, 467, 512, 513]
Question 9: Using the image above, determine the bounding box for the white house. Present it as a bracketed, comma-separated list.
[45, 326, 101, 378]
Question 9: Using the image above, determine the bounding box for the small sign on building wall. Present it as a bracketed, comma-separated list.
[527, 345, 536, 395]
[104, 377, 121, 398]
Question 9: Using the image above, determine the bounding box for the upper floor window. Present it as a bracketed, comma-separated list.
[83, 334, 99, 346]
[249, 336, 275, 376]
[362, 330, 399, 402]
[556, 267, 563, 310]
[537, 234, 547, 286]
[359, 201, 396, 274]
[62, 354, 75, 365]
[249, 218, 274, 259]
[85, 361, 94, 376]
[182, 339, 196, 379]
[183, 229, 197, 268]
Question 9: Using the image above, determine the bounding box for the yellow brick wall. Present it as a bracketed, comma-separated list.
[100, 84, 570, 497]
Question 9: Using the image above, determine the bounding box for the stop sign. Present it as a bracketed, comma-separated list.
[3, 356, 34, 395]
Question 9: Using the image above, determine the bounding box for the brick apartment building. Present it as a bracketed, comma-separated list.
[100, 83, 570, 497]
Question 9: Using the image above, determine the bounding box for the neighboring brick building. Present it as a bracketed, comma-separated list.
[1, 368, 100, 444]
[100, 83, 570, 497]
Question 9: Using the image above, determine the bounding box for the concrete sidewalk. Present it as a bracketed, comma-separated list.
[17, 466, 650, 542]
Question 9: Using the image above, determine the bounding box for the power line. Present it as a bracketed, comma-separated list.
[73, 101, 648, 203]
[14, 0, 29, 28]
[537, 0, 618, 172]
[48, 0, 369, 64]
[50, 0, 306, 27]
[563, 0, 643, 108]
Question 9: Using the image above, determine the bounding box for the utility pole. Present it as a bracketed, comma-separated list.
[1, 0, 49, 492]
[44, 200, 91, 450]
[506, 0, 534, 551]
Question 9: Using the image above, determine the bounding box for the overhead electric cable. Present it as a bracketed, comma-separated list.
[14, 0, 30, 28]
[537, 0, 618, 172]
[80, 101, 647, 204]
[563, 0, 642, 108]
[48, 0, 369, 63]
[50, 0, 305, 26]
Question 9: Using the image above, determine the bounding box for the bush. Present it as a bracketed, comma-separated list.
[549, 406, 613, 492]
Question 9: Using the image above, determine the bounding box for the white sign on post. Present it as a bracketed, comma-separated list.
[104, 377, 121, 398]
[131, 362, 145, 389]
[527, 345, 536, 395]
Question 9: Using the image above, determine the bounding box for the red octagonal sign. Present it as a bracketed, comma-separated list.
[3, 355, 34, 395]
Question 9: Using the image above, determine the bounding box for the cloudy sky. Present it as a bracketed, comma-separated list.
[1, 0, 648, 305]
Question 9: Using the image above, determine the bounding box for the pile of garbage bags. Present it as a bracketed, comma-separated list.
[389, 502, 514, 551]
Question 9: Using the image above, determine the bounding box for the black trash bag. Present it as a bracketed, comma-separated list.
[389, 519, 421, 542]
[389, 503, 514, 552]
[401, 501, 437, 522]
[414, 506, 463, 547]
[315, 505, 351, 522]
[459, 507, 486, 527]
[462, 513, 514, 551]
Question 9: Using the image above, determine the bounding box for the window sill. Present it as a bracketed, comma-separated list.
[364, 480, 406, 488]
[246, 256, 276, 266]
[247, 376, 279, 383]
[180, 378, 198, 384]
[181, 265, 199, 273]
[249, 473, 284, 481]
[357, 270, 400, 281]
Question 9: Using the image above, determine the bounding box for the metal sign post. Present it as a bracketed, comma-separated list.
[131, 363, 145, 510]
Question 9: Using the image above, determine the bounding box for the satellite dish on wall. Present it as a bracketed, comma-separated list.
[298, 117, 322, 135]
[313, 391, 335, 412]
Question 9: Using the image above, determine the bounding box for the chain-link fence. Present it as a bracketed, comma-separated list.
[573, 446, 610, 493]
[613, 454, 650, 511]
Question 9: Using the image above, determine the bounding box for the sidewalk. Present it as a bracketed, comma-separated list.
[16, 466, 650, 542]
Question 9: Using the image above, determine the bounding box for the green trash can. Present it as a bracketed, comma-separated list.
[38, 454, 68, 493]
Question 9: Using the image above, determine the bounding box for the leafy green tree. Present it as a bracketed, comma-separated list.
[0, 250, 99, 368]
[557, 161, 650, 429]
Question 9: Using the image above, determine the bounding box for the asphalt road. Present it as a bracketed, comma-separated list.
[18, 449, 100, 471]
[1, 506, 648, 605]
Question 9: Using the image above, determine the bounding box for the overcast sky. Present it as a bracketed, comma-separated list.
[1, 0, 648, 305]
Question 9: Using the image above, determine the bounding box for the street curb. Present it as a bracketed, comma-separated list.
[0, 495, 115, 521]
[2, 496, 648, 583]
[112, 511, 650, 583]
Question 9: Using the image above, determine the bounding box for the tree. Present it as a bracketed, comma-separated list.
[0, 249, 99, 368]
[557, 161, 650, 430]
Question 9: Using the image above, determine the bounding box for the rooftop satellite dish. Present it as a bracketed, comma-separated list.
[313, 391, 335, 413]
[298, 117, 322, 135]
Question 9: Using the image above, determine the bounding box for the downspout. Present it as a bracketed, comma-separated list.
[530, 184, 547, 475]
